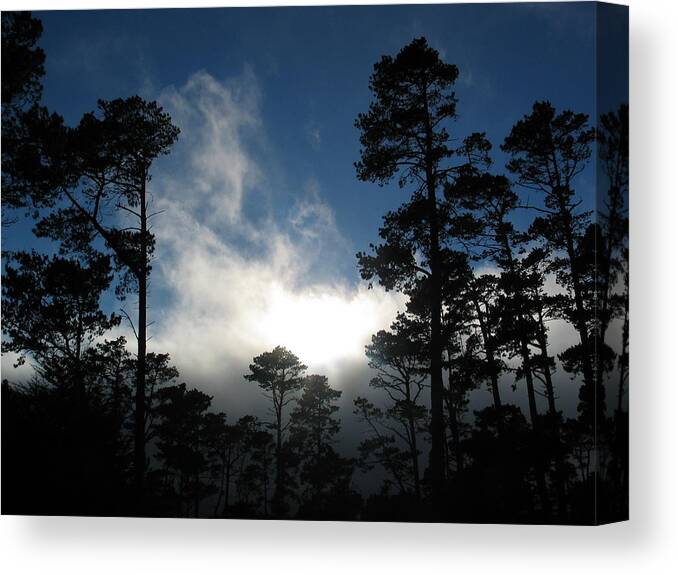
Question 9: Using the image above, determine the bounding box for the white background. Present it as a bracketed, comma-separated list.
[1, 0, 676, 573]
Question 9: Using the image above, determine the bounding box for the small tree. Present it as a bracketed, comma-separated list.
[202, 414, 262, 518]
[142, 353, 180, 443]
[154, 383, 213, 517]
[289, 375, 358, 519]
[82, 336, 133, 434]
[233, 417, 275, 517]
[365, 315, 428, 500]
[2, 251, 119, 388]
[465, 274, 505, 410]
[243, 346, 306, 516]
[353, 397, 414, 496]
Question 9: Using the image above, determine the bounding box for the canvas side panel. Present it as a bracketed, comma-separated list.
[594, 1, 629, 525]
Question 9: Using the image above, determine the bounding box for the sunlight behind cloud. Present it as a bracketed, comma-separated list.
[144, 69, 406, 396]
[262, 284, 404, 370]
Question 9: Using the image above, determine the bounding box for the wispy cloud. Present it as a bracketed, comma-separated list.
[144, 70, 405, 409]
[305, 121, 322, 150]
[156, 69, 263, 229]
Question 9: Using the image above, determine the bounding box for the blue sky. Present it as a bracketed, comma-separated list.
[3, 3, 628, 425]
[16, 3, 609, 255]
[7, 3, 628, 266]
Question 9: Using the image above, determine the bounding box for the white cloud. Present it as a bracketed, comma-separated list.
[144, 70, 405, 409]
[289, 178, 345, 246]
[156, 69, 262, 229]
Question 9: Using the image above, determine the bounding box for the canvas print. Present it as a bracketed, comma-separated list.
[1, 2, 628, 524]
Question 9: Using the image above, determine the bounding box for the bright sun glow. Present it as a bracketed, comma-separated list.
[261, 283, 399, 369]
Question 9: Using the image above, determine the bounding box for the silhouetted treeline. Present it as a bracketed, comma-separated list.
[1, 15, 627, 523]
[352, 38, 628, 524]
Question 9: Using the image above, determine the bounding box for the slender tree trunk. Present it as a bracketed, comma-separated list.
[535, 308, 569, 519]
[535, 312, 557, 417]
[423, 91, 446, 512]
[134, 174, 148, 510]
[446, 359, 464, 473]
[520, 334, 552, 520]
[547, 140, 596, 393]
[274, 399, 283, 516]
[427, 201, 445, 509]
[500, 234, 551, 519]
[520, 352, 551, 519]
[559, 198, 597, 413]
[405, 383, 421, 501]
[519, 339, 540, 427]
[499, 236, 541, 427]
[535, 310, 558, 412]
[472, 298, 502, 409]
